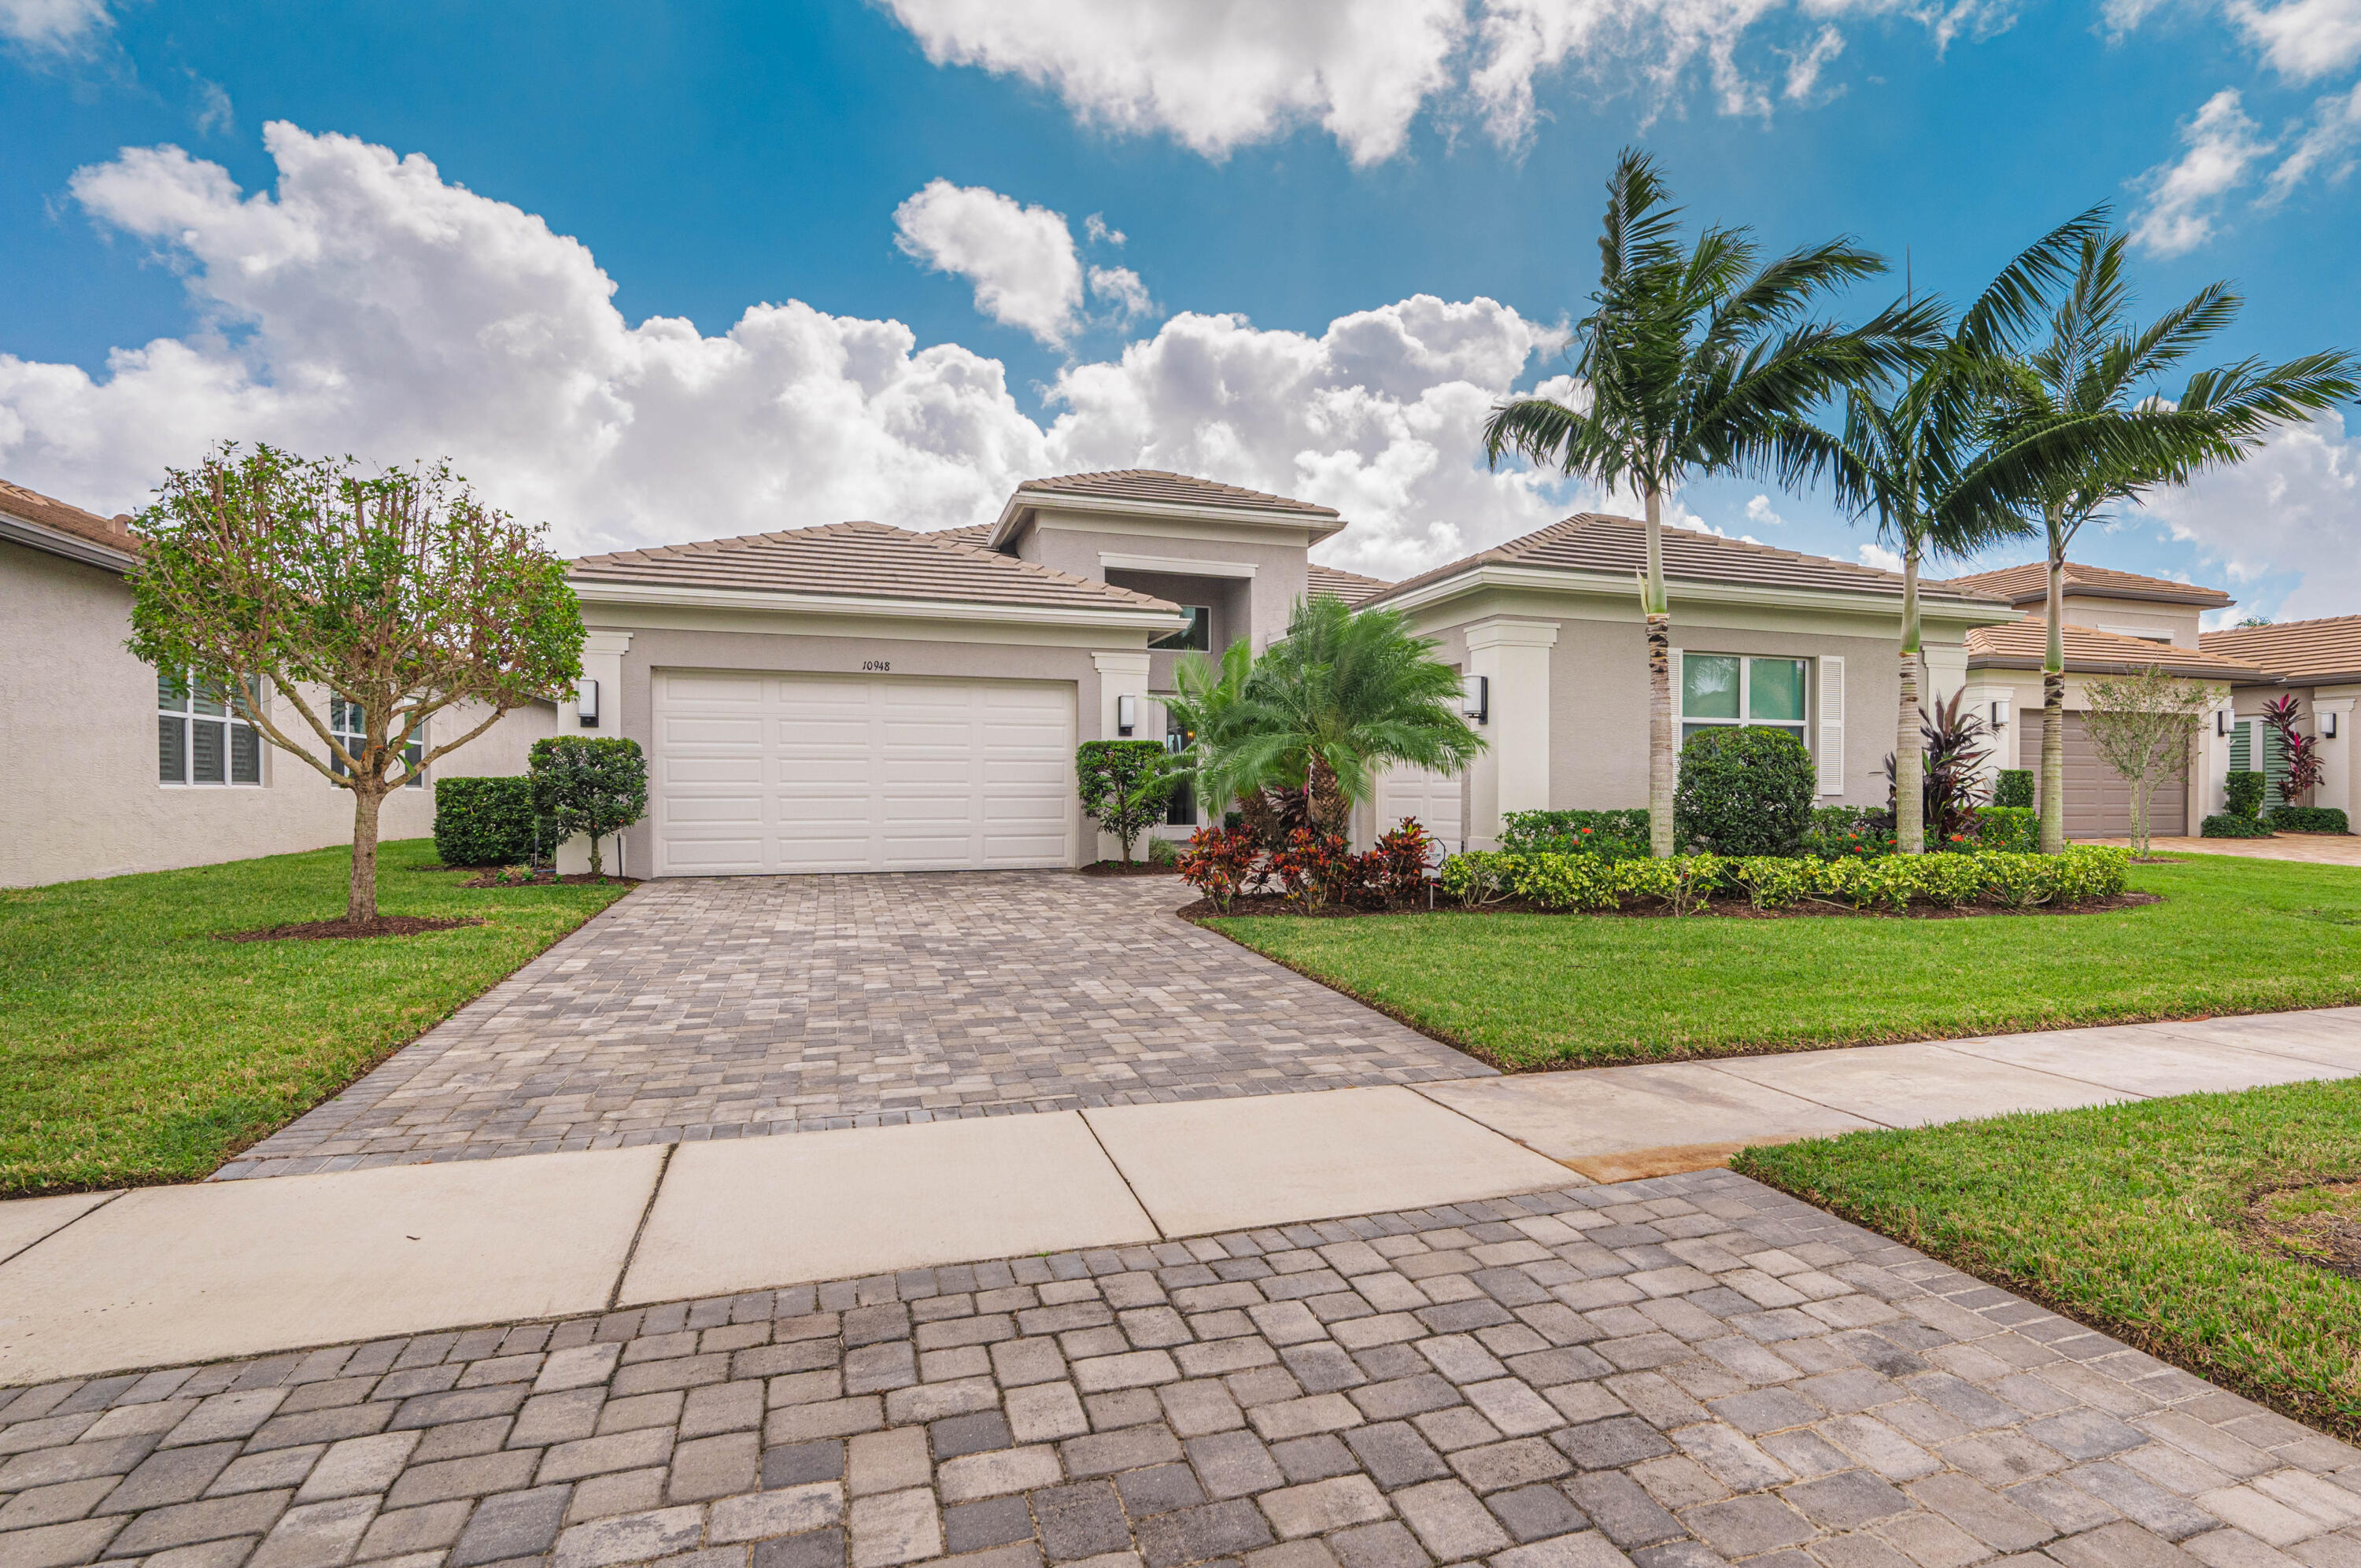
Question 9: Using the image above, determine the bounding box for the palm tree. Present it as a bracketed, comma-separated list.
[1986, 235, 2360, 852]
[1170, 596, 1483, 839]
[1484, 149, 1938, 855]
[1829, 211, 2108, 852]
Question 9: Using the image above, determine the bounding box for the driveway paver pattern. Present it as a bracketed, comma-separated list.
[223, 873, 1486, 1179]
[2, 1171, 2352, 1568]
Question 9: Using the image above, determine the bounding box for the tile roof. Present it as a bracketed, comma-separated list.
[1967, 615, 2261, 679]
[1362, 514, 2007, 608]
[1014, 469, 1341, 518]
[2200, 616, 2361, 685]
[926, 522, 997, 547]
[571, 520, 1182, 615]
[0, 478, 137, 566]
[1306, 563, 1395, 606]
[1942, 559, 2234, 608]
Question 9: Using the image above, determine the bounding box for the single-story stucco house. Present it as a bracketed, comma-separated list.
[4, 465, 2326, 887]
[2198, 614, 2361, 822]
[0, 479, 552, 889]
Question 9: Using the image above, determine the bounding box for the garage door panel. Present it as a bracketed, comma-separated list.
[652, 670, 1077, 875]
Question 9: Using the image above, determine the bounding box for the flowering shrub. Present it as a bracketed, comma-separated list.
[1501, 809, 1649, 859]
[1968, 806, 2038, 854]
[1177, 824, 1261, 913]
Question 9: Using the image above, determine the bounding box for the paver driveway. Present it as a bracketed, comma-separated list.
[7, 1170, 2355, 1568]
[222, 873, 1488, 1179]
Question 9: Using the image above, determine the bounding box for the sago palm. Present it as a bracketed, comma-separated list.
[1985, 234, 2359, 852]
[1829, 209, 2107, 851]
[1484, 149, 1938, 855]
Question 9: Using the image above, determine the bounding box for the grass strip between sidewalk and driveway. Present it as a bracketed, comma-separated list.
[1206, 853, 2361, 1069]
[1735, 1078, 2361, 1441]
[0, 837, 631, 1196]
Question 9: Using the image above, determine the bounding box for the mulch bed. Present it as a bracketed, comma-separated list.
[1181, 891, 2161, 921]
[216, 916, 486, 943]
[1080, 861, 1180, 877]
[459, 873, 641, 889]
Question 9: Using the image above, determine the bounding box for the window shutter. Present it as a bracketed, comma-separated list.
[1817, 656, 1844, 795]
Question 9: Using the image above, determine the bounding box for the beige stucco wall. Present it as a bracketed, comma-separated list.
[1101, 568, 1251, 694]
[1, 539, 554, 888]
[1012, 508, 1314, 652]
[2060, 595, 2203, 649]
[1400, 583, 1982, 839]
[586, 614, 1144, 874]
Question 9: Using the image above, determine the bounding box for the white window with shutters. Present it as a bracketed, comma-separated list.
[1817, 656, 1845, 795]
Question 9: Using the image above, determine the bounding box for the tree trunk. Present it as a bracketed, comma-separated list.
[1896, 548, 1924, 854]
[1644, 486, 1675, 858]
[586, 829, 605, 880]
[348, 785, 386, 924]
[2039, 539, 2068, 854]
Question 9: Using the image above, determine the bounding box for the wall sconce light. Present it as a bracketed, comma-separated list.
[1989, 701, 2008, 730]
[1462, 674, 1489, 725]
[2326, 712, 2341, 739]
[576, 677, 600, 729]
[2216, 709, 2232, 736]
[1117, 693, 1136, 736]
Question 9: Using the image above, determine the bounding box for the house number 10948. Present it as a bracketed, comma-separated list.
[862, 660, 892, 672]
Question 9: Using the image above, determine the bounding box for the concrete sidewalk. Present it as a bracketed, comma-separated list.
[2, 1008, 2355, 1385]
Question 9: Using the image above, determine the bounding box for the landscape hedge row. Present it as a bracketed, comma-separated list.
[2268, 806, 2351, 834]
[1439, 843, 2130, 914]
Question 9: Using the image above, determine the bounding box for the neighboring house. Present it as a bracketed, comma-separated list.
[0, 478, 552, 889]
[2198, 616, 2361, 821]
[1944, 562, 2260, 838]
[1336, 516, 2020, 849]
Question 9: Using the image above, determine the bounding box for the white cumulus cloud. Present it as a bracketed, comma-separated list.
[1087, 265, 1155, 324]
[1857, 541, 1904, 571]
[881, 0, 2002, 162]
[2130, 89, 2275, 254]
[892, 179, 1088, 348]
[2228, 0, 2361, 79]
[0, 0, 108, 51]
[2140, 412, 2361, 620]
[1745, 493, 1787, 527]
[0, 124, 1578, 577]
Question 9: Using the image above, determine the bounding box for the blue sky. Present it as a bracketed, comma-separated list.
[2, 0, 2355, 616]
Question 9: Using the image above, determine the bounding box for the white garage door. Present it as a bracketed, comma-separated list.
[652, 670, 1076, 876]
[1374, 764, 1466, 850]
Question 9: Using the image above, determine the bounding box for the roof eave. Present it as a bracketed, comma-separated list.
[1365, 561, 2020, 623]
[2059, 582, 2235, 609]
[568, 574, 1192, 630]
[991, 489, 1348, 551]
[1968, 651, 2264, 681]
[0, 511, 136, 574]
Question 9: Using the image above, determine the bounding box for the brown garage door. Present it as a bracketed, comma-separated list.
[2021, 710, 2188, 839]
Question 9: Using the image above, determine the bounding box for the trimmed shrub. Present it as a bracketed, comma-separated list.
[1969, 806, 2038, 854]
[1801, 805, 1895, 859]
[1433, 844, 2129, 915]
[2226, 769, 2267, 819]
[1439, 850, 1519, 909]
[1077, 740, 1182, 865]
[1993, 769, 2034, 809]
[530, 736, 648, 878]
[1147, 836, 1181, 867]
[1501, 809, 1650, 858]
[2267, 806, 2350, 835]
[1177, 824, 1261, 913]
[2202, 812, 2276, 839]
[432, 775, 540, 867]
[1674, 729, 1818, 856]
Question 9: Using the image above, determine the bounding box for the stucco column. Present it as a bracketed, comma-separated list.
[2195, 692, 2236, 820]
[552, 629, 634, 875]
[1463, 619, 1558, 850]
[1089, 651, 1152, 863]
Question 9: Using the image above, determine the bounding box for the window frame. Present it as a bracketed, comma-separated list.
[157, 669, 264, 788]
[329, 698, 427, 788]
[1679, 652, 1812, 747]
[1162, 703, 1199, 826]
[1151, 606, 1212, 653]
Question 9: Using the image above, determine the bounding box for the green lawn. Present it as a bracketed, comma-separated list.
[0, 839, 630, 1196]
[1209, 853, 2361, 1069]
[1735, 1080, 2361, 1440]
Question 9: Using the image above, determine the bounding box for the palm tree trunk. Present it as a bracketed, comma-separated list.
[1643, 486, 1675, 858]
[1896, 548, 1924, 854]
[348, 785, 385, 924]
[2039, 534, 2068, 854]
